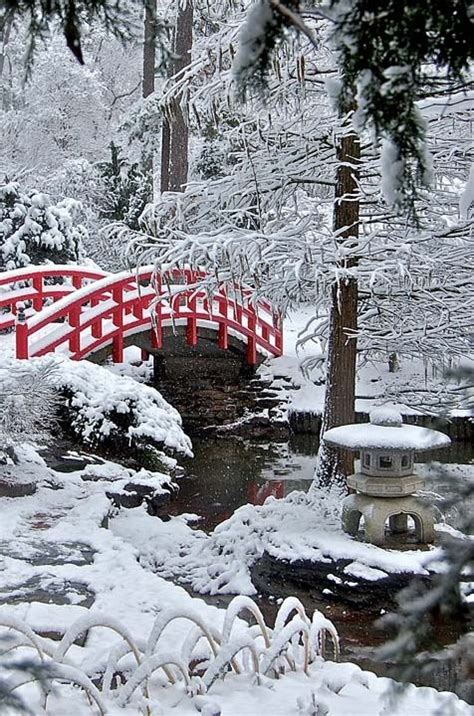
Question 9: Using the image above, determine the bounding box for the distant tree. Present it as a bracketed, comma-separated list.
[0, 0, 137, 65]
[95, 142, 152, 229]
[0, 181, 85, 269]
[160, 0, 194, 193]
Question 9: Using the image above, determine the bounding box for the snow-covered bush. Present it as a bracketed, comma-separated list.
[0, 360, 59, 454]
[47, 357, 192, 457]
[0, 182, 86, 270]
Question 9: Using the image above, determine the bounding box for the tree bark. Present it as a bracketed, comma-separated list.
[142, 0, 157, 195]
[0, 11, 13, 111]
[160, 0, 193, 193]
[318, 126, 360, 486]
[142, 0, 156, 99]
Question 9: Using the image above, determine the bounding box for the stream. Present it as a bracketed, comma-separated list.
[168, 431, 474, 701]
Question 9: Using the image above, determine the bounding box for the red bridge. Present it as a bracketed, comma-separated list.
[0, 265, 283, 365]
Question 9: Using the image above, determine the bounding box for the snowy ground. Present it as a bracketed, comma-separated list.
[1, 308, 473, 713]
[261, 305, 474, 419]
[0, 447, 471, 715]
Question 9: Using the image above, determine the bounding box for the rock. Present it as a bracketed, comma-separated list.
[251, 551, 431, 612]
[0, 465, 47, 497]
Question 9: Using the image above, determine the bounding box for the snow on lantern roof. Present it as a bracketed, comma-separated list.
[323, 408, 451, 452]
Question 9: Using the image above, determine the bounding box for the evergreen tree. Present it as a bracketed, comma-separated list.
[0, 181, 85, 269]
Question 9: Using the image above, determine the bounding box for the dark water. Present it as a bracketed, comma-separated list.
[168, 435, 319, 529]
[169, 433, 474, 532]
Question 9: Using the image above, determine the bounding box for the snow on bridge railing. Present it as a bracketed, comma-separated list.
[12, 265, 283, 364]
[0, 264, 107, 332]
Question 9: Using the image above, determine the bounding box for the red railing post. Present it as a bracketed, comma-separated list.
[91, 297, 102, 339]
[275, 312, 283, 354]
[68, 305, 81, 355]
[15, 305, 28, 359]
[32, 275, 43, 312]
[151, 305, 163, 349]
[151, 274, 163, 350]
[186, 290, 198, 347]
[246, 306, 257, 365]
[111, 285, 124, 363]
[72, 275, 82, 290]
[112, 334, 124, 363]
[218, 291, 228, 350]
[112, 285, 123, 328]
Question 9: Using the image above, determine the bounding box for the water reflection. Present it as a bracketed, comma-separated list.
[169, 434, 474, 532]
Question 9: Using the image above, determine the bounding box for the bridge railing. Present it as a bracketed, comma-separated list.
[0, 265, 107, 332]
[14, 266, 282, 364]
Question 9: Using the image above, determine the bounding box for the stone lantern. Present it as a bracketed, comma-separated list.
[323, 407, 451, 546]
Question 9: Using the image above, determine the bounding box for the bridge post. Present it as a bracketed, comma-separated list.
[91, 297, 102, 339]
[112, 335, 124, 363]
[218, 292, 228, 350]
[32, 275, 43, 312]
[15, 306, 28, 359]
[112, 286, 123, 329]
[246, 307, 257, 365]
[69, 306, 81, 354]
[186, 293, 198, 347]
[275, 312, 283, 353]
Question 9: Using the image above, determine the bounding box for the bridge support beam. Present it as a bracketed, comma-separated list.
[112, 334, 124, 363]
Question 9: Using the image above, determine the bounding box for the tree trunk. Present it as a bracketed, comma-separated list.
[160, 0, 193, 193]
[143, 0, 157, 194]
[142, 0, 156, 99]
[318, 127, 360, 486]
[0, 11, 13, 111]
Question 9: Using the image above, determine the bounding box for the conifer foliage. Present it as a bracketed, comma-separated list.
[0, 182, 85, 270]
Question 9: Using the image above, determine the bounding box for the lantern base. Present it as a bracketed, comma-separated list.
[342, 493, 436, 546]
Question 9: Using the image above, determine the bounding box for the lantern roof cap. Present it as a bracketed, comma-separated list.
[323, 407, 451, 452]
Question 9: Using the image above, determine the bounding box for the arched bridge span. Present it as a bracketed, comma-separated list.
[0, 265, 283, 365]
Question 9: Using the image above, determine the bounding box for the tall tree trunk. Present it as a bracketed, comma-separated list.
[160, 118, 171, 193]
[142, 0, 156, 99]
[160, 0, 193, 193]
[318, 125, 360, 486]
[0, 11, 13, 111]
[143, 0, 157, 194]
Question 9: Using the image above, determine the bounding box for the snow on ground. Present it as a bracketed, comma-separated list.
[0, 448, 471, 715]
[112, 482, 466, 598]
[0, 450, 228, 670]
[0, 302, 473, 713]
[260, 305, 474, 419]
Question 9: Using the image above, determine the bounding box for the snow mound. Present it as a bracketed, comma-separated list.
[3, 356, 192, 456]
[370, 406, 403, 427]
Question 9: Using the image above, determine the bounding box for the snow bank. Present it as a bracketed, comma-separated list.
[2, 356, 192, 456]
[113, 484, 445, 599]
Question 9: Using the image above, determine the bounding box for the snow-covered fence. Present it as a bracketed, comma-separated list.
[0, 596, 338, 713]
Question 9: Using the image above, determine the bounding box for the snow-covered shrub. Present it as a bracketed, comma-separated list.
[0, 360, 59, 454]
[95, 142, 152, 230]
[47, 357, 192, 457]
[0, 182, 86, 270]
